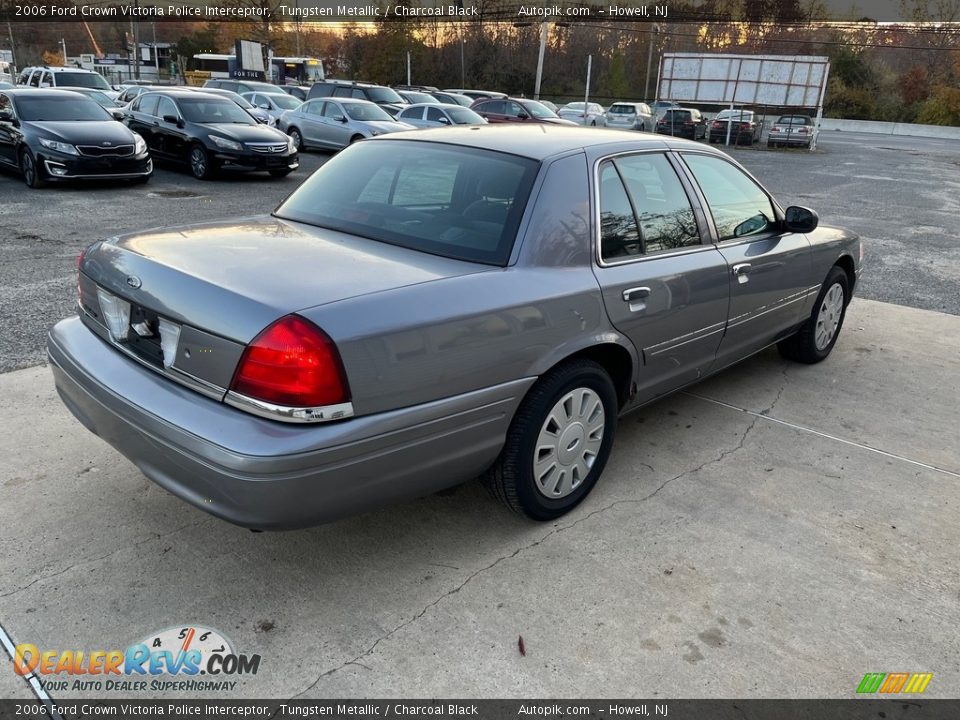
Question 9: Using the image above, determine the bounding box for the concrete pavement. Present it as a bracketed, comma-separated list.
[0, 298, 957, 699]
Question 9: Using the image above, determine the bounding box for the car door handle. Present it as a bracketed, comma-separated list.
[622, 286, 651, 302]
[732, 263, 751, 284]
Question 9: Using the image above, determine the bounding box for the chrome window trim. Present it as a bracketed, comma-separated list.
[591, 148, 710, 269]
[224, 391, 355, 424]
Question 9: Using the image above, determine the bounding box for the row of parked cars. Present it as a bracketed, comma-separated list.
[1, 66, 816, 188]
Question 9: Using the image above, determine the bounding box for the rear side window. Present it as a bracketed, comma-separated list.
[682, 154, 776, 241]
[598, 153, 700, 261]
[275, 141, 540, 265]
[138, 94, 159, 117]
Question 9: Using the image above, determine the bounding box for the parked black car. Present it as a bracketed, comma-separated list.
[655, 108, 707, 140]
[306, 80, 407, 116]
[0, 89, 151, 188]
[123, 90, 297, 180]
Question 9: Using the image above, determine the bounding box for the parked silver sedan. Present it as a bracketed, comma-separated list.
[396, 103, 486, 128]
[558, 102, 608, 126]
[278, 97, 414, 151]
[241, 91, 303, 127]
[49, 126, 861, 530]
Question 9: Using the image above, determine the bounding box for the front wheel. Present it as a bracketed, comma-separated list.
[778, 266, 850, 364]
[483, 359, 618, 520]
[188, 144, 215, 180]
[20, 149, 44, 188]
[288, 127, 304, 151]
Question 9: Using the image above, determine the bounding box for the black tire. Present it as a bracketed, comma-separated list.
[188, 144, 215, 180]
[20, 149, 44, 188]
[778, 266, 850, 364]
[483, 359, 618, 521]
[349, 134, 364, 144]
[288, 127, 304, 151]
[269, 168, 293, 178]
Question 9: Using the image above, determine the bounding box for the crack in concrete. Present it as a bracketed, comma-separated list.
[290, 416, 758, 698]
[0, 516, 213, 600]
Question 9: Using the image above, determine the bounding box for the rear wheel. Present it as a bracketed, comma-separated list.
[778, 266, 850, 364]
[20, 149, 44, 188]
[188, 144, 215, 180]
[483, 359, 618, 521]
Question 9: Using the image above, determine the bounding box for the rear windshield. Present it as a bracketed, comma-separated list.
[366, 86, 404, 104]
[15, 95, 111, 121]
[274, 141, 540, 265]
[778, 115, 811, 125]
[55, 72, 111, 90]
[663, 110, 691, 120]
[608, 105, 637, 114]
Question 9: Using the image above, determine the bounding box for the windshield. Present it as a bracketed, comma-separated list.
[56, 72, 111, 90]
[447, 107, 483, 124]
[367, 86, 404, 104]
[179, 97, 257, 124]
[272, 94, 302, 110]
[523, 100, 557, 119]
[275, 141, 539, 265]
[344, 103, 393, 121]
[16, 95, 112, 121]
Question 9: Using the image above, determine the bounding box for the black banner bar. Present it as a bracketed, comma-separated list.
[1, 700, 958, 720]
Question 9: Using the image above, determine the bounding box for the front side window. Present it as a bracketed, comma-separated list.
[138, 94, 160, 117]
[426, 107, 445, 122]
[275, 141, 539, 265]
[55, 72, 111, 90]
[682, 154, 777, 241]
[157, 96, 178, 120]
[598, 153, 699, 261]
[321, 102, 342, 119]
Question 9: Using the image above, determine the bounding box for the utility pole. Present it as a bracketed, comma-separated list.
[295, 0, 301, 56]
[533, 21, 548, 101]
[5, 22, 16, 79]
[60, 38, 67, 65]
[644, 23, 660, 101]
[152, 22, 159, 80]
[584, 54, 592, 121]
[132, 0, 141, 80]
[460, 36, 465, 88]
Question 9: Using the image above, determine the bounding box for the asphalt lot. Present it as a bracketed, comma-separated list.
[1, 131, 959, 374]
[1, 130, 959, 701]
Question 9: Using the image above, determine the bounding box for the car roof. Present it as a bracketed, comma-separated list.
[403, 103, 467, 110]
[374, 124, 723, 160]
[323, 97, 378, 105]
[3, 88, 99, 98]
[142, 89, 226, 100]
[26, 66, 100, 74]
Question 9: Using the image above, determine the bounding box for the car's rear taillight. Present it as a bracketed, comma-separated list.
[711, 121, 722, 128]
[76, 245, 88, 305]
[231, 315, 350, 408]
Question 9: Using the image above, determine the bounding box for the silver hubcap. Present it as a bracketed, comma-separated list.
[815, 283, 844, 350]
[534, 388, 605, 499]
[190, 148, 206, 176]
[291, 131, 301, 149]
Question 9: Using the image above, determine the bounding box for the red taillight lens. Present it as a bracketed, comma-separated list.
[231, 315, 350, 408]
[711, 121, 722, 128]
[76, 246, 87, 303]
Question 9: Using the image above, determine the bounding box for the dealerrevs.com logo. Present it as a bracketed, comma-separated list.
[12, 625, 261, 693]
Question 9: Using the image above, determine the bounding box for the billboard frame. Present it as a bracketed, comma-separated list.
[656, 53, 831, 151]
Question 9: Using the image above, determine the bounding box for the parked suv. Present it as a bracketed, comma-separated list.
[656, 108, 706, 140]
[17, 66, 118, 100]
[307, 80, 407, 116]
[605, 102, 654, 132]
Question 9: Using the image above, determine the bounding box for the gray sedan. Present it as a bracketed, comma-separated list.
[278, 97, 414, 151]
[396, 103, 486, 128]
[49, 126, 861, 530]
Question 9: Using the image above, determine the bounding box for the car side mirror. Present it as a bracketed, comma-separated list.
[438, 117, 450, 125]
[335, 115, 347, 123]
[0, 109, 13, 122]
[516, 112, 529, 120]
[784, 205, 819, 233]
[163, 114, 184, 128]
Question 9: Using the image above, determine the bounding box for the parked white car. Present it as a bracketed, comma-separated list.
[557, 102, 607, 126]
